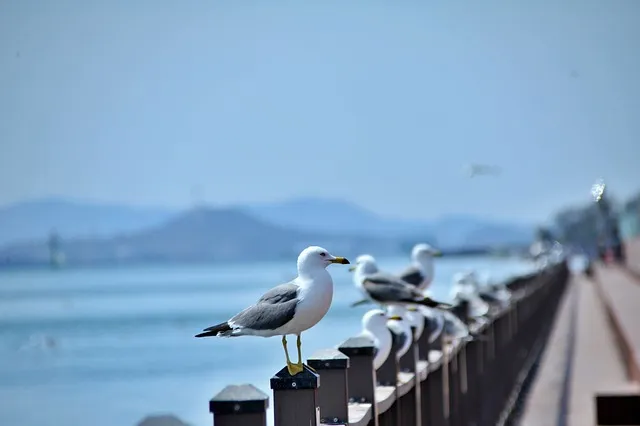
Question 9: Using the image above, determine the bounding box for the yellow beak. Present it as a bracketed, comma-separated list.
[407, 307, 418, 312]
[388, 315, 403, 321]
[432, 250, 443, 257]
[330, 257, 350, 265]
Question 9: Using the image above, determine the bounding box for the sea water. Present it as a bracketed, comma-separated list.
[0, 255, 535, 426]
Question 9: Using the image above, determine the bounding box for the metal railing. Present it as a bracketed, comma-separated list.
[208, 262, 570, 426]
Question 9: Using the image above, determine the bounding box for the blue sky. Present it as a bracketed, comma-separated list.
[1, 0, 639, 222]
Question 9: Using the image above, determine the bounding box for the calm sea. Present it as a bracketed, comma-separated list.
[0, 255, 536, 426]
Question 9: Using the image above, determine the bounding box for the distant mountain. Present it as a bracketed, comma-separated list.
[0, 206, 403, 266]
[246, 198, 534, 247]
[0, 197, 535, 265]
[0, 198, 175, 245]
[428, 214, 535, 249]
[246, 197, 434, 238]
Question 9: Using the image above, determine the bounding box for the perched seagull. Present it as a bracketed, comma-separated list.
[477, 272, 512, 307]
[529, 240, 552, 270]
[386, 305, 413, 360]
[442, 310, 473, 343]
[405, 306, 425, 340]
[420, 305, 484, 345]
[397, 243, 442, 291]
[350, 255, 452, 310]
[450, 271, 490, 320]
[361, 309, 394, 370]
[195, 246, 350, 376]
[418, 306, 446, 344]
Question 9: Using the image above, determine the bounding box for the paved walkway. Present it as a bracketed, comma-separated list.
[625, 237, 640, 276]
[519, 275, 576, 426]
[568, 271, 637, 426]
[519, 266, 640, 426]
[594, 265, 640, 383]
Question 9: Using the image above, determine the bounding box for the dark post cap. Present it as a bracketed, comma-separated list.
[307, 348, 350, 370]
[338, 336, 375, 356]
[209, 384, 269, 415]
[270, 365, 319, 390]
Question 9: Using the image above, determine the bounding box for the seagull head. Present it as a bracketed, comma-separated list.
[411, 243, 442, 263]
[386, 304, 407, 322]
[297, 246, 349, 273]
[406, 306, 425, 338]
[349, 254, 378, 287]
[453, 270, 479, 289]
[362, 308, 388, 332]
[348, 254, 378, 273]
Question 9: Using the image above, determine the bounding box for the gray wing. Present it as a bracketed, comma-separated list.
[363, 272, 421, 303]
[229, 282, 300, 331]
[398, 265, 424, 287]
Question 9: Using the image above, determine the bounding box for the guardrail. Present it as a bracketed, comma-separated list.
[208, 262, 570, 426]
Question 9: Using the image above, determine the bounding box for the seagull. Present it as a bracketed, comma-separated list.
[405, 306, 425, 340]
[386, 305, 413, 360]
[420, 305, 484, 345]
[349, 254, 452, 310]
[442, 309, 473, 343]
[450, 271, 490, 319]
[361, 309, 394, 370]
[194, 246, 350, 376]
[418, 306, 446, 344]
[397, 243, 442, 291]
[465, 163, 501, 178]
[477, 272, 512, 307]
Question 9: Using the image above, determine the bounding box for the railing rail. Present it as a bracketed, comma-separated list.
[209, 262, 570, 426]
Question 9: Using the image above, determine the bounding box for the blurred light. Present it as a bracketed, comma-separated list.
[591, 178, 606, 202]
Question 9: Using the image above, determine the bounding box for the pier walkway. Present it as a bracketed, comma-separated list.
[521, 239, 640, 426]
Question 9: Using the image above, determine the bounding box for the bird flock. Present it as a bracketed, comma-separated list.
[350, 244, 514, 370]
[195, 244, 515, 376]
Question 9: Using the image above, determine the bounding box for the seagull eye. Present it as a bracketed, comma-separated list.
[320, 252, 326, 257]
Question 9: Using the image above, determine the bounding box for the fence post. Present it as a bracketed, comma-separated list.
[338, 336, 378, 426]
[270, 365, 320, 426]
[377, 330, 402, 426]
[307, 348, 350, 425]
[464, 333, 483, 425]
[424, 344, 446, 426]
[417, 316, 433, 362]
[209, 384, 269, 426]
[447, 343, 461, 426]
[398, 326, 420, 426]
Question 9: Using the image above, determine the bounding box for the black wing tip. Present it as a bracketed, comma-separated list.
[195, 321, 231, 338]
[420, 297, 453, 310]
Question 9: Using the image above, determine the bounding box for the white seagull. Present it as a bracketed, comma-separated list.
[405, 306, 425, 340]
[450, 271, 490, 319]
[386, 305, 413, 360]
[350, 254, 451, 310]
[397, 243, 442, 292]
[361, 309, 394, 370]
[195, 246, 350, 376]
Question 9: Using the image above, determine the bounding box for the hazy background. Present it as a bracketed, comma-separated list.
[2, 0, 639, 223]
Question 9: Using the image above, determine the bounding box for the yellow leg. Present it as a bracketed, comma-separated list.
[283, 335, 303, 375]
[282, 336, 292, 364]
[296, 334, 315, 373]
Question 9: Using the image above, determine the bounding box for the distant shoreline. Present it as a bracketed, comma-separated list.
[0, 247, 526, 272]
